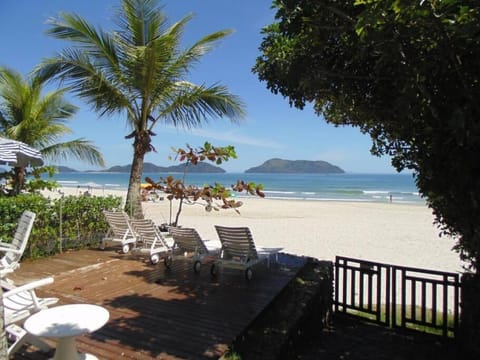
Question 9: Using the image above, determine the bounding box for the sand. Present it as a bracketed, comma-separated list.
[42, 187, 464, 273]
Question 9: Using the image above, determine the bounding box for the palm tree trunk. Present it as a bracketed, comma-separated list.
[13, 166, 26, 195]
[125, 151, 145, 219]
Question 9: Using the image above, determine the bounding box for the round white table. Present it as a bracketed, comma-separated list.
[24, 304, 109, 360]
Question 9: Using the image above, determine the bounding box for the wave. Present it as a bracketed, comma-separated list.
[49, 172, 425, 204]
[263, 190, 297, 195]
[335, 189, 364, 195]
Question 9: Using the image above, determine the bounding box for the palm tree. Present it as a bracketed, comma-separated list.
[0, 67, 105, 194]
[35, 0, 246, 218]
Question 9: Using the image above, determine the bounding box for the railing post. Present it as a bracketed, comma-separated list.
[442, 274, 449, 337]
[334, 256, 340, 313]
[385, 265, 391, 327]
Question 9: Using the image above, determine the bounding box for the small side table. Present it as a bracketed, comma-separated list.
[24, 304, 109, 360]
[257, 247, 283, 267]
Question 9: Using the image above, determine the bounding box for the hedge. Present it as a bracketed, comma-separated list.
[0, 193, 123, 259]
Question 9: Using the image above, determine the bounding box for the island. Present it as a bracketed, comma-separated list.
[57, 166, 79, 172]
[55, 162, 226, 173]
[107, 162, 225, 173]
[244, 158, 344, 174]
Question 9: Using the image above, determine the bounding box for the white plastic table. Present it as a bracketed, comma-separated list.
[24, 304, 109, 360]
[257, 247, 283, 267]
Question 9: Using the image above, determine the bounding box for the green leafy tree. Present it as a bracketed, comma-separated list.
[36, 0, 246, 219]
[0, 67, 105, 194]
[254, 0, 480, 272]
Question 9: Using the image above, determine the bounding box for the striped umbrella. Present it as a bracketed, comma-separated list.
[0, 137, 44, 167]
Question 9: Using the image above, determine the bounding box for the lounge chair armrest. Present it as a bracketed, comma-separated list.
[3, 277, 54, 298]
[0, 269, 15, 277]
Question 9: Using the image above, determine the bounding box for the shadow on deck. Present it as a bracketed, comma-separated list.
[8, 248, 308, 359]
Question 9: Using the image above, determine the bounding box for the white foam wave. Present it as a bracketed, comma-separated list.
[81, 182, 102, 188]
[264, 190, 296, 195]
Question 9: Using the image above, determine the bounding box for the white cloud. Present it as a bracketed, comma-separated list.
[162, 126, 284, 149]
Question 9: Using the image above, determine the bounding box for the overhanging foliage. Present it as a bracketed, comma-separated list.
[254, 0, 480, 271]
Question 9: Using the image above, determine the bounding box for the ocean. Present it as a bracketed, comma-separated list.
[49, 172, 423, 204]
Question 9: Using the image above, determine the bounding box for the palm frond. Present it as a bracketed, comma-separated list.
[180, 29, 234, 66]
[46, 12, 119, 68]
[0, 67, 105, 168]
[35, 89, 77, 122]
[156, 81, 245, 129]
[119, 0, 168, 46]
[36, 49, 131, 118]
[41, 139, 105, 167]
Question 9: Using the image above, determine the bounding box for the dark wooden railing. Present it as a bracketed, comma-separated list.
[391, 265, 460, 337]
[334, 257, 391, 325]
[335, 256, 460, 337]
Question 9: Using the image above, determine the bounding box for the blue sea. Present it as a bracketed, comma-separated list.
[49, 172, 423, 204]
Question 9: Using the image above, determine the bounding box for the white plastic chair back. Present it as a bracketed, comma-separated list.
[0, 210, 36, 276]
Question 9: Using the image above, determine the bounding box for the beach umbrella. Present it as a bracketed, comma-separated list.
[0, 137, 44, 167]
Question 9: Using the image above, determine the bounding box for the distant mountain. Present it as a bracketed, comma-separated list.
[166, 162, 225, 173]
[57, 166, 79, 172]
[245, 158, 344, 174]
[105, 162, 225, 173]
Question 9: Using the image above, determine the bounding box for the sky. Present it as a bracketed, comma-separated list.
[0, 0, 397, 174]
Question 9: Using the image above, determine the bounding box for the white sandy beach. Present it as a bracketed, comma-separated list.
[43, 186, 464, 274]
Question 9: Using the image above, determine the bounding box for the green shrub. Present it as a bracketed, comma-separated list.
[0, 193, 122, 259]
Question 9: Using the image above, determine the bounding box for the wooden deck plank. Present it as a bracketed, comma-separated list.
[8, 249, 305, 359]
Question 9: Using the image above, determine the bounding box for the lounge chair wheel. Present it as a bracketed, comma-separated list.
[245, 268, 253, 280]
[210, 264, 217, 277]
[164, 256, 172, 269]
[121, 244, 130, 254]
[193, 260, 201, 273]
[150, 254, 160, 265]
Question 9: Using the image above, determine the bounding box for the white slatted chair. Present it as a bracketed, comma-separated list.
[101, 210, 137, 254]
[213, 225, 282, 280]
[3, 276, 59, 356]
[130, 218, 172, 265]
[167, 226, 220, 273]
[0, 210, 36, 278]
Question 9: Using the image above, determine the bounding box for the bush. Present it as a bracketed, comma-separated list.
[0, 193, 122, 259]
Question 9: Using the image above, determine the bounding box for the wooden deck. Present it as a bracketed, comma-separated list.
[8, 249, 305, 359]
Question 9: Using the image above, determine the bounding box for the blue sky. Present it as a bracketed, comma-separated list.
[0, 0, 396, 174]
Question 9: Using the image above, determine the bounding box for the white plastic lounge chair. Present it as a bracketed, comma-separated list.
[213, 225, 283, 280]
[0, 210, 36, 278]
[101, 210, 137, 254]
[130, 218, 172, 265]
[167, 226, 220, 273]
[3, 276, 59, 356]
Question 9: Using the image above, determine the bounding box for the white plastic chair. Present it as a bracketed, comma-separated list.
[3, 276, 59, 356]
[213, 225, 282, 280]
[101, 210, 137, 253]
[130, 218, 172, 265]
[167, 226, 220, 273]
[0, 210, 36, 278]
